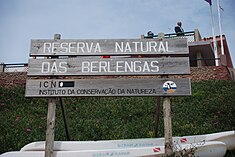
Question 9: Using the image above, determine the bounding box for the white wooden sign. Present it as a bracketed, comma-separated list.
[30, 38, 188, 56]
[27, 57, 190, 76]
[25, 78, 191, 97]
[26, 35, 191, 157]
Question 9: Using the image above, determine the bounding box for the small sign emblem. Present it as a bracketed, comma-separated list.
[163, 81, 177, 93]
[59, 81, 75, 88]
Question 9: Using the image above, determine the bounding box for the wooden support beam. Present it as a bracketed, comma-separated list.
[159, 32, 173, 156]
[44, 34, 61, 157]
[45, 98, 56, 157]
[0, 63, 4, 72]
[197, 51, 203, 67]
[163, 97, 173, 155]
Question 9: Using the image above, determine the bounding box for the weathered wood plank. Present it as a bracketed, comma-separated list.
[30, 38, 188, 56]
[45, 98, 56, 157]
[163, 97, 173, 155]
[27, 57, 190, 76]
[44, 34, 60, 157]
[25, 78, 191, 97]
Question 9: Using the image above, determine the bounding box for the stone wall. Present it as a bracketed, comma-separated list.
[190, 66, 231, 82]
[0, 72, 27, 87]
[0, 66, 232, 87]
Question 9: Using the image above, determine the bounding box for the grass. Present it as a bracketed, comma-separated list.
[0, 80, 235, 155]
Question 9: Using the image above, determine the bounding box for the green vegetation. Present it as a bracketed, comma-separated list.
[0, 80, 235, 154]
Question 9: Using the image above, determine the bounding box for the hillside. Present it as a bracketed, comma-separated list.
[0, 80, 235, 155]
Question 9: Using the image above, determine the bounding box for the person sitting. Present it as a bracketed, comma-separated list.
[146, 31, 154, 38]
[175, 21, 184, 36]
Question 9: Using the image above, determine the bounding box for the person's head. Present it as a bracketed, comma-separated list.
[147, 31, 154, 36]
[177, 21, 182, 27]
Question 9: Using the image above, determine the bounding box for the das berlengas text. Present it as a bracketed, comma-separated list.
[41, 60, 159, 74]
[81, 60, 159, 73]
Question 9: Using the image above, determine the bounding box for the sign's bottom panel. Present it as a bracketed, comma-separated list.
[25, 78, 191, 97]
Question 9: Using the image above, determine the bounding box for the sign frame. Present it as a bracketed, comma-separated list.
[30, 38, 188, 56]
[26, 34, 192, 157]
[25, 78, 191, 97]
[27, 57, 190, 76]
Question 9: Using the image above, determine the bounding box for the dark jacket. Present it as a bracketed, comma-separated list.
[175, 26, 184, 36]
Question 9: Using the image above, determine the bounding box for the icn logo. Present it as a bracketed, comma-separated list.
[162, 81, 177, 93]
[59, 81, 75, 88]
[59, 82, 64, 87]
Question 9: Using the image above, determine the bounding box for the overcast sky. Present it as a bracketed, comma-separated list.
[0, 0, 234, 66]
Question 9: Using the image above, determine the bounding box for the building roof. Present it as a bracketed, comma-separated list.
[202, 35, 233, 68]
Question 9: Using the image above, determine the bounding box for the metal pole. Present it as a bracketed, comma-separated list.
[217, 0, 225, 55]
[154, 97, 161, 137]
[209, 5, 219, 66]
[59, 98, 70, 140]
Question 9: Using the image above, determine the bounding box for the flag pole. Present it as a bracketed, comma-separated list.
[209, 4, 219, 66]
[217, 0, 225, 55]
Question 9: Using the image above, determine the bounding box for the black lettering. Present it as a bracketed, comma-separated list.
[51, 81, 57, 88]
[68, 89, 75, 95]
[44, 81, 49, 88]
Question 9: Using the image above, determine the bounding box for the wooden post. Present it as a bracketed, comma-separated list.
[158, 32, 173, 156]
[45, 98, 56, 157]
[142, 32, 163, 138]
[163, 97, 173, 155]
[194, 29, 201, 42]
[196, 51, 203, 67]
[0, 63, 4, 72]
[44, 34, 61, 157]
[158, 32, 165, 39]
